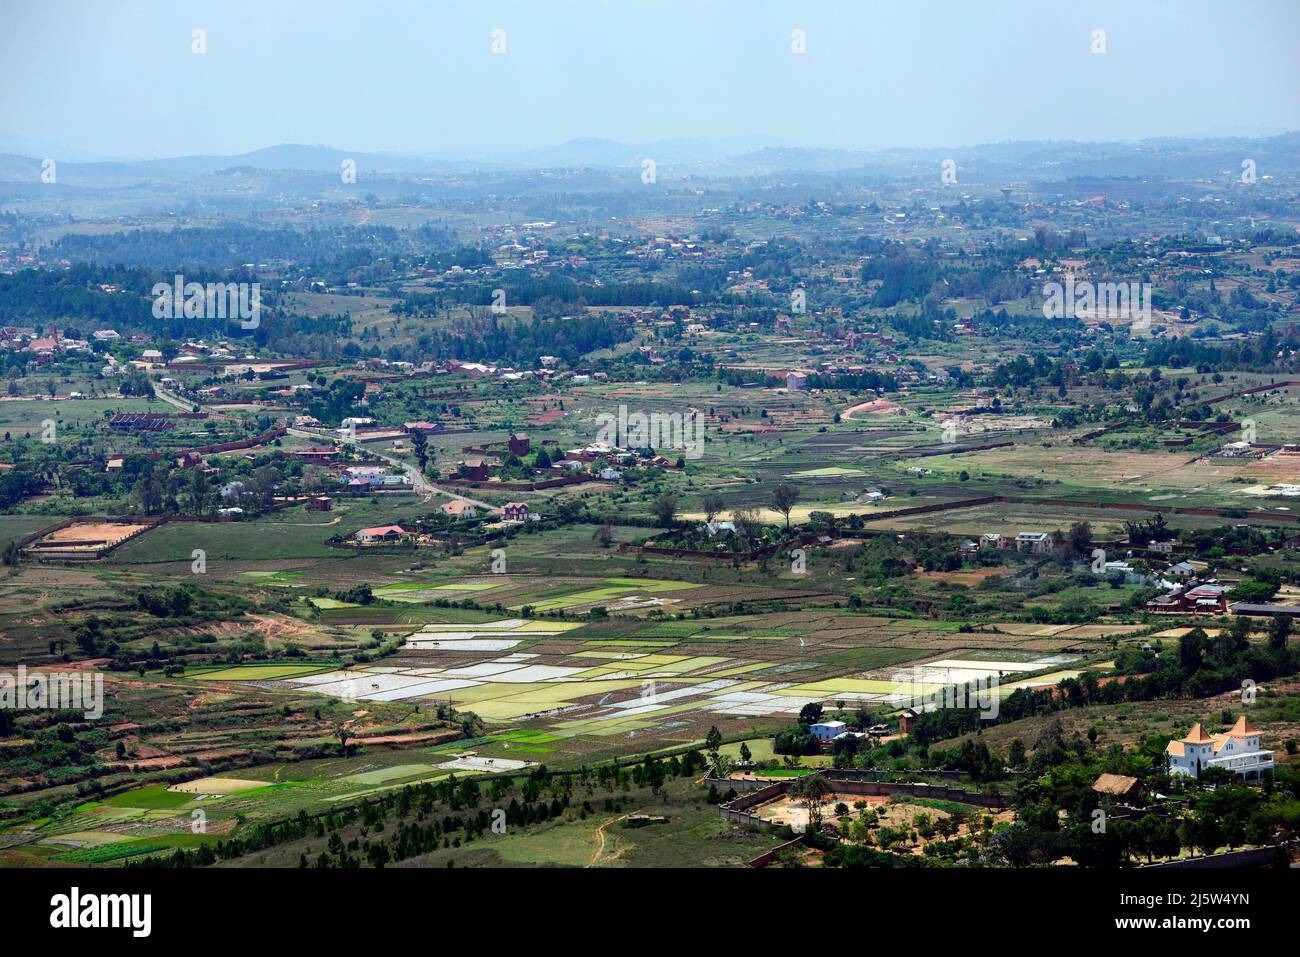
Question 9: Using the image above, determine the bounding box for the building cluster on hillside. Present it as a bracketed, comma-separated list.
[341, 465, 410, 491]
[1145, 580, 1230, 615]
[959, 531, 1057, 556]
[808, 719, 897, 749]
[351, 500, 535, 545]
[556, 442, 676, 473]
[0, 327, 97, 360]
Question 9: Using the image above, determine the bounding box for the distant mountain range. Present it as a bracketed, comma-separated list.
[2, 132, 1298, 187]
[0, 135, 783, 180]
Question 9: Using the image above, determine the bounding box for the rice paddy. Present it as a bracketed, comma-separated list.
[204, 609, 1133, 757]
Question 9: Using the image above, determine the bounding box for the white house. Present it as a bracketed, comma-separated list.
[440, 500, 478, 519]
[1102, 560, 1144, 584]
[355, 525, 407, 544]
[809, 720, 847, 743]
[344, 466, 409, 487]
[1166, 716, 1274, 781]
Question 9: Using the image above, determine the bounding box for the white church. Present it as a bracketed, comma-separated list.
[1165, 716, 1274, 781]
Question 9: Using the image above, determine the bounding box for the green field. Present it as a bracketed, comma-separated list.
[190, 663, 335, 681]
[100, 785, 196, 811]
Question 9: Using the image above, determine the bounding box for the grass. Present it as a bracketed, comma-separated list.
[108, 498, 416, 563]
[511, 578, 702, 612]
[583, 640, 678, 648]
[307, 597, 359, 609]
[719, 737, 777, 762]
[427, 736, 494, 752]
[49, 842, 169, 864]
[190, 663, 334, 681]
[391, 776, 782, 868]
[789, 466, 867, 477]
[342, 763, 441, 786]
[0, 396, 156, 433]
[741, 767, 819, 777]
[101, 785, 196, 811]
[0, 515, 66, 549]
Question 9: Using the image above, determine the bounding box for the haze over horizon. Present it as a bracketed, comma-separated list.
[3, 0, 1298, 162]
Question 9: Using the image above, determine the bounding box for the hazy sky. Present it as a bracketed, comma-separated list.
[2, 0, 1298, 159]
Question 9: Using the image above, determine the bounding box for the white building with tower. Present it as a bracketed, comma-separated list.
[1165, 716, 1273, 781]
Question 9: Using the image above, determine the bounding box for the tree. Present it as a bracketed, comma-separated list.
[1067, 521, 1093, 558]
[771, 482, 800, 529]
[555, 497, 584, 523]
[732, 507, 762, 545]
[701, 491, 725, 523]
[790, 773, 834, 831]
[1267, 615, 1292, 651]
[1137, 813, 1180, 863]
[1178, 628, 1207, 671]
[184, 466, 213, 515]
[798, 702, 824, 725]
[738, 742, 752, 765]
[704, 725, 723, 773]
[132, 472, 164, 514]
[774, 726, 820, 756]
[651, 492, 678, 528]
[411, 430, 429, 473]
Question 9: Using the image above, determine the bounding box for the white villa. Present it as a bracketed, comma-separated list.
[809, 720, 847, 743]
[1166, 716, 1274, 781]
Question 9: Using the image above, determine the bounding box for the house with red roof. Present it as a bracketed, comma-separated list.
[441, 500, 479, 519]
[354, 525, 408, 544]
[500, 502, 531, 522]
